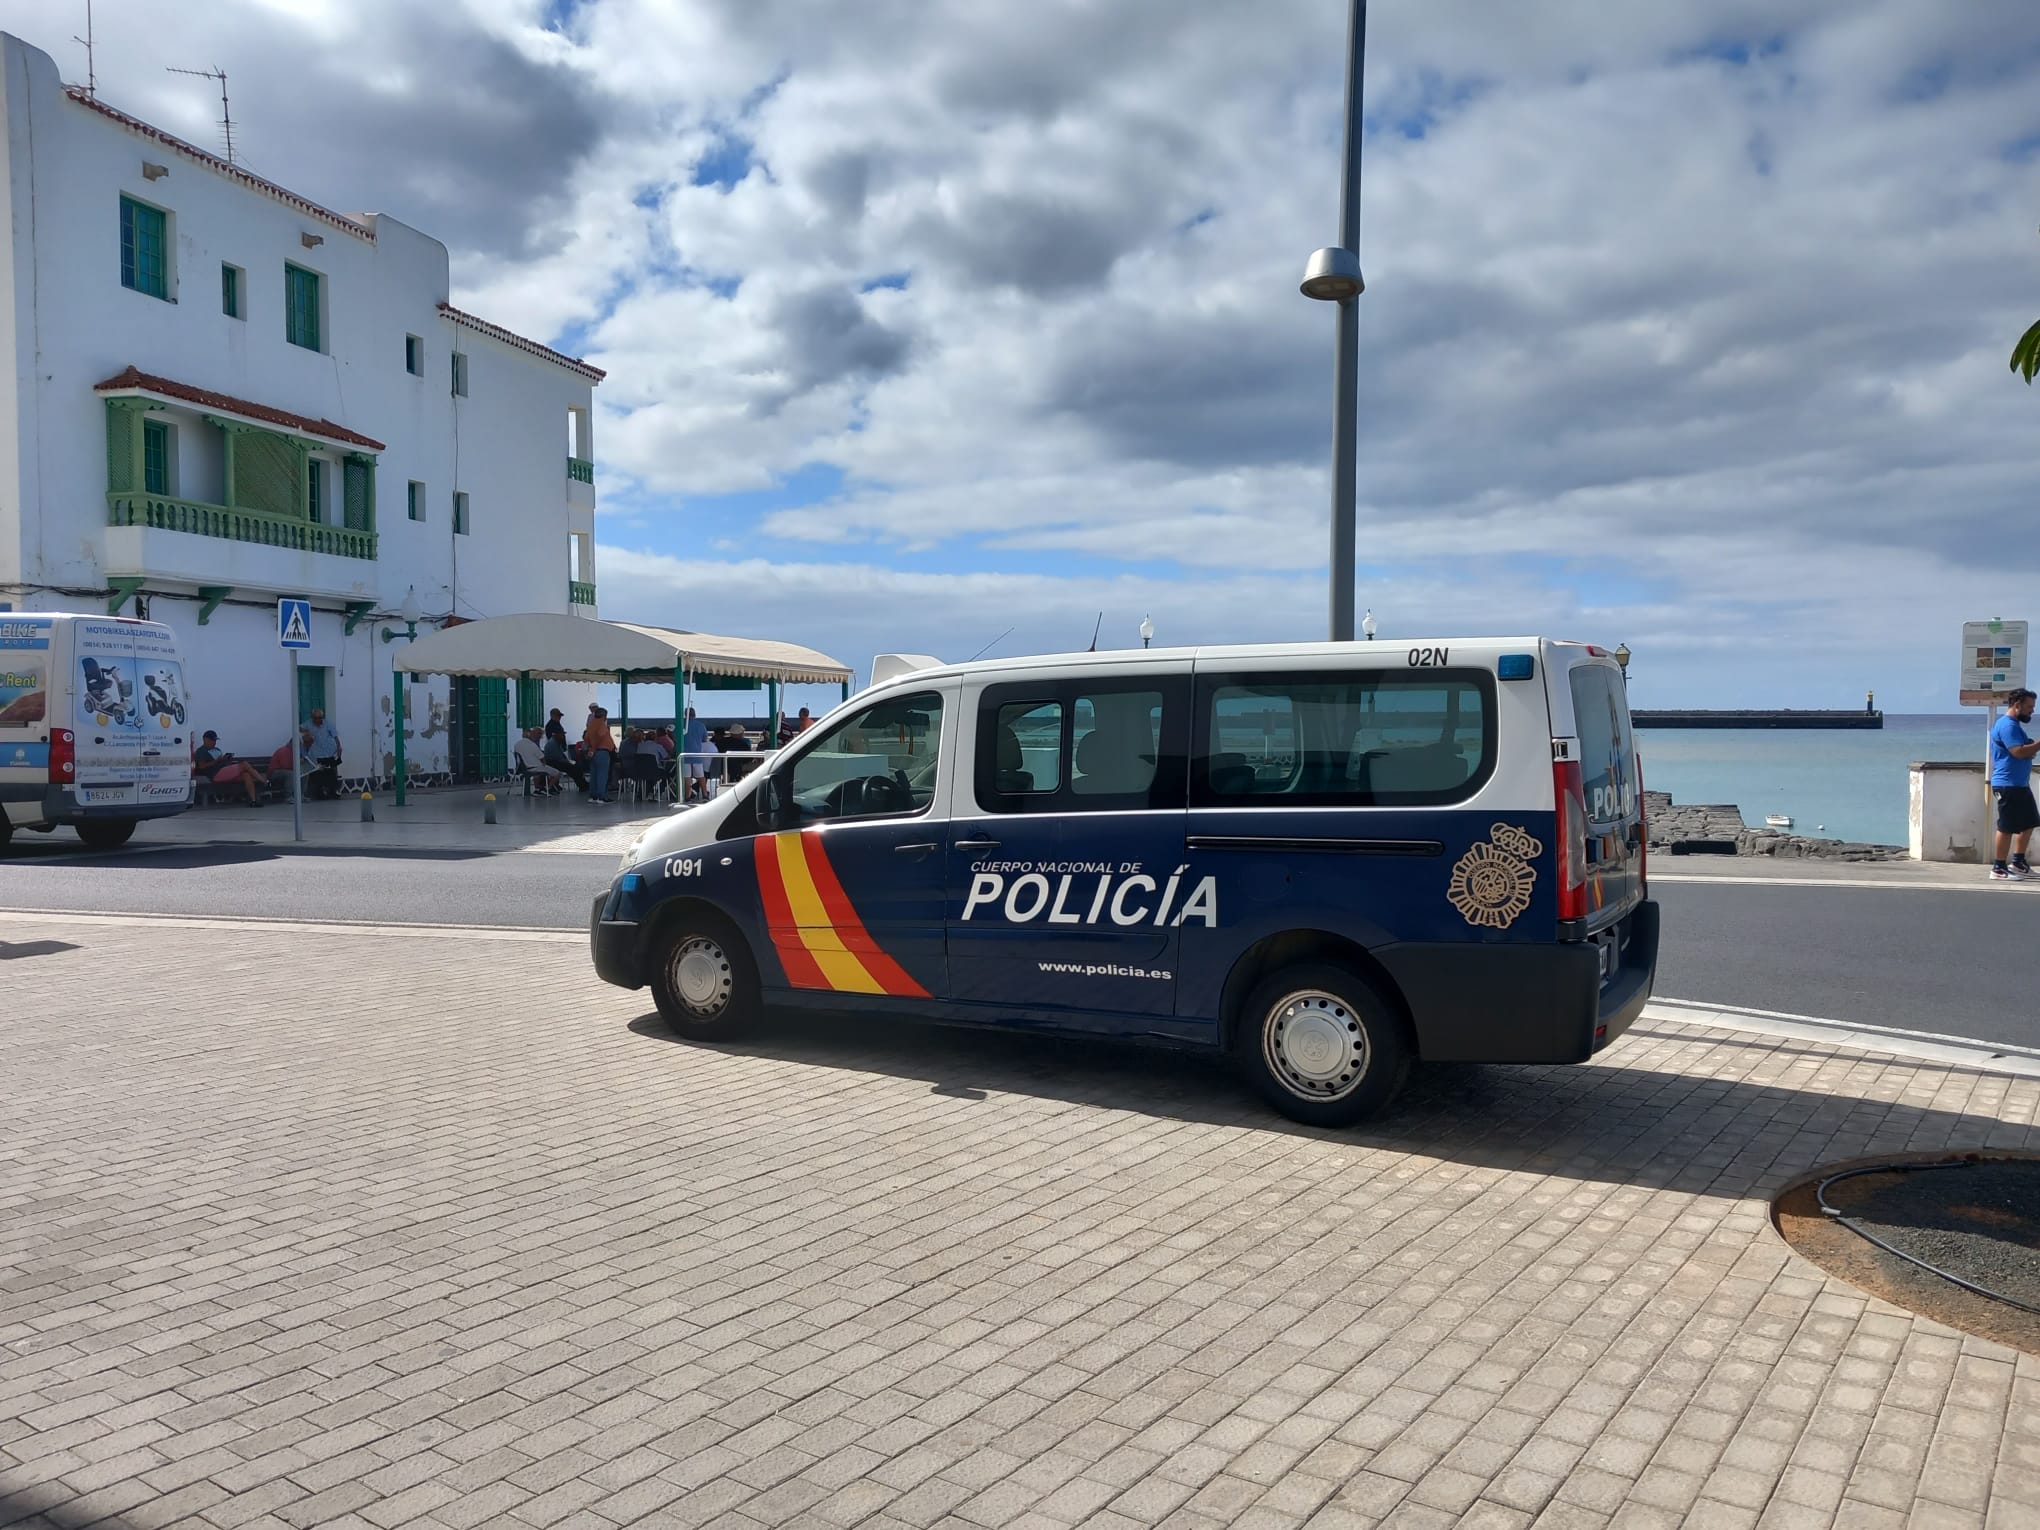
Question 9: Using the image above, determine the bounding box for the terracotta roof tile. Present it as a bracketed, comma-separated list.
[439, 304, 606, 382]
[94, 368, 387, 451]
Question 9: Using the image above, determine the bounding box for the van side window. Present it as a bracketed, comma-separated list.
[1195, 671, 1495, 807]
[976, 681, 1183, 814]
[782, 690, 944, 824]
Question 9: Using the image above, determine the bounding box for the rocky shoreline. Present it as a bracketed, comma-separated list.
[1644, 791, 1906, 861]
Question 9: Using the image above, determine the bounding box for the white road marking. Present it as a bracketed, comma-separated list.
[0, 907, 582, 943]
[1643, 998, 2040, 1077]
[1652, 872, 2035, 894]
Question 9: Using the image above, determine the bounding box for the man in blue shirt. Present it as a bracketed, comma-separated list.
[1988, 687, 2040, 880]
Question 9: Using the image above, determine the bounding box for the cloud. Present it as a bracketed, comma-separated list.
[14, 0, 2040, 709]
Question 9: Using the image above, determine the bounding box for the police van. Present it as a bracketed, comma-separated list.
[0, 613, 193, 852]
[592, 638, 1657, 1125]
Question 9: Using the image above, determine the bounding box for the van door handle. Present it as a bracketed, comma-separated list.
[953, 836, 1001, 851]
[894, 842, 938, 858]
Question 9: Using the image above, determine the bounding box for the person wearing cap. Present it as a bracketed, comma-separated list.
[544, 708, 568, 748]
[192, 729, 269, 806]
[1989, 687, 2040, 880]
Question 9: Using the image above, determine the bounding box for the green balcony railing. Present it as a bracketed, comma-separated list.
[108, 492, 377, 561]
[569, 579, 596, 606]
[567, 456, 594, 485]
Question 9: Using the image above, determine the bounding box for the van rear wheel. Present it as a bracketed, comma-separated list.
[648, 915, 757, 1041]
[76, 820, 136, 852]
[1234, 963, 1410, 1127]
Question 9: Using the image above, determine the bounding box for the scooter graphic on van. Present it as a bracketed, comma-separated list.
[80, 656, 134, 726]
[143, 671, 186, 725]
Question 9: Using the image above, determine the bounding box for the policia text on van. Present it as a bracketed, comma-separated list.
[592, 639, 1659, 1126]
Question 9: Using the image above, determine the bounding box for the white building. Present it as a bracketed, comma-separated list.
[0, 33, 603, 787]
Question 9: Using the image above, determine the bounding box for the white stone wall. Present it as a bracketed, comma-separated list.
[0, 33, 598, 777]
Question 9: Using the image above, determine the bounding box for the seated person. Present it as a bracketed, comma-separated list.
[194, 729, 269, 806]
[541, 732, 589, 792]
[512, 726, 563, 792]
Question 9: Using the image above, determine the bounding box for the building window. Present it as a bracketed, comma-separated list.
[119, 196, 169, 300]
[454, 490, 470, 535]
[451, 352, 468, 397]
[142, 419, 170, 496]
[221, 263, 242, 319]
[407, 480, 424, 522]
[405, 334, 423, 376]
[285, 263, 321, 351]
[307, 458, 324, 522]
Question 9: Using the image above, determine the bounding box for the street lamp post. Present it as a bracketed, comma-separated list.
[1139, 615, 1155, 650]
[380, 586, 423, 805]
[1300, 0, 1368, 643]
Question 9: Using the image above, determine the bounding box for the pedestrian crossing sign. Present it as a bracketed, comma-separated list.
[277, 598, 312, 650]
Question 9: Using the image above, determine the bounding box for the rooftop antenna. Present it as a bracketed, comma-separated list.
[72, 0, 94, 99]
[166, 65, 234, 163]
[967, 627, 1013, 663]
[1086, 612, 1102, 653]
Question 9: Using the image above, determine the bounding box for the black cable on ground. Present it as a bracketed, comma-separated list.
[1814, 1158, 2040, 1318]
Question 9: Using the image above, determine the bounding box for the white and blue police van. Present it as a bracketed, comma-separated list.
[592, 638, 1656, 1125]
[0, 613, 193, 852]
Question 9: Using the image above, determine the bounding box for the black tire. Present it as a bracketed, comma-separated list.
[76, 819, 137, 852]
[648, 912, 757, 1040]
[1232, 962, 1411, 1127]
[0, 812, 11, 852]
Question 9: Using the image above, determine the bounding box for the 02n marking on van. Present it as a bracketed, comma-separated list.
[1406, 646, 1450, 667]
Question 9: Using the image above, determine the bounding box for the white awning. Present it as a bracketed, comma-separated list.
[394, 612, 852, 685]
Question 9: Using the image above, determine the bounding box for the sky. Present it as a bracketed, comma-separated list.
[10, 0, 2040, 710]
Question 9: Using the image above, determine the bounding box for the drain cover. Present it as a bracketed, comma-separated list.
[1774, 1152, 2040, 1356]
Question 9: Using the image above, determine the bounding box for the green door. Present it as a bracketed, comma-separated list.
[296, 665, 327, 725]
[477, 677, 508, 779]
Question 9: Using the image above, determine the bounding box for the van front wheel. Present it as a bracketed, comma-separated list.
[1234, 963, 1410, 1127]
[648, 916, 757, 1041]
[76, 820, 136, 852]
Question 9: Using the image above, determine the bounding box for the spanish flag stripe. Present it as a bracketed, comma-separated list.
[771, 834, 887, 994]
[797, 834, 930, 999]
[754, 832, 829, 990]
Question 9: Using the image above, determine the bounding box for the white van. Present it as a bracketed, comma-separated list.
[592, 637, 1657, 1125]
[1, 614, 193, 851]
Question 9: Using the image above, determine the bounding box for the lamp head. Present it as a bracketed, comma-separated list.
[1300, 246, 1365, 302]
[400, 586, 422, 626]
[1614, 643, 1631, 671]
[1138, 615, 1155, 647]
[1361, 608, 1377, 640]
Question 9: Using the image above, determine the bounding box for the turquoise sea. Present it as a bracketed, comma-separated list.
[1637, 714, 1988, 848]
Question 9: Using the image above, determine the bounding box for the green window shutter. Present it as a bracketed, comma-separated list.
[222, 264, 239, 317]
[105, 401, 138, 493]
[453, 491, 469, 535]
[407, 481, 423, 522]
[285, 264, 320, 350]
[342, 458, 369, 531]
[307, 458, 322, 522]
[478, 678, 509, 778]
[516, 676, 544, 730]
[120, 197, 167, 299]
[233, 429, 298, 517]
[142, 420, 169, 495]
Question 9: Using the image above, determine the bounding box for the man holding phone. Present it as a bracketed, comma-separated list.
[1989, 687, 2040, 880]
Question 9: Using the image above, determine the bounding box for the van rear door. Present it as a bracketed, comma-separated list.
[1559, 655, 1643, 927]
[71, 619, 143, 807]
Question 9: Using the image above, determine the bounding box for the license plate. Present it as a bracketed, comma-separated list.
[1595, 935, 1618, 980]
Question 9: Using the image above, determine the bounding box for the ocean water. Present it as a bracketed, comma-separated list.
[1636, 714, 1988, 848]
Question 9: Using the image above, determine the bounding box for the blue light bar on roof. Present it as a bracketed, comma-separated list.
[1497, 654, 1536, 681]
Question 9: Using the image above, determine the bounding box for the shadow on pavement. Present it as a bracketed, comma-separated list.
[0, 844, 494, 868]
[0, 940, 77, 960]
[626, 1007, 2021, 1202]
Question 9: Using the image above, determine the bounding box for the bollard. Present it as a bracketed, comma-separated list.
[483, 792, 497, 825]
[359, 791, 374, 823]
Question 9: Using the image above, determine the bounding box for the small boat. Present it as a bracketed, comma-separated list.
[1765, 814, 1794, 828]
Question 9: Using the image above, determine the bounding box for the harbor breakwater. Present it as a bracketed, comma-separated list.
[1644, 791, 1905, 861]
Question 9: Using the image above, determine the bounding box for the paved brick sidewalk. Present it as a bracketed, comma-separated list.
[0, 912, 2034, 1530]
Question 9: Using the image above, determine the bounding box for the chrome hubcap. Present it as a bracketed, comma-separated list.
[1264, 989, 1367, 1100]
[671, 935, 733, 1015]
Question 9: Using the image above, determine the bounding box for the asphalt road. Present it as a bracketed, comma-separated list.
[2, 844, 2031, 1055]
